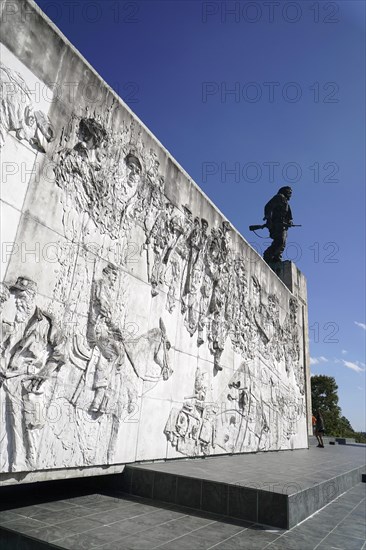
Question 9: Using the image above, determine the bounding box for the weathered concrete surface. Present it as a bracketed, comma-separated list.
[0, 0, 310, 483]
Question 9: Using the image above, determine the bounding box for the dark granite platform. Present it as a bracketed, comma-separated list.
[118, 444, 366, 529]
[0, 444, 365, 548]
[0, 480, 365, 549]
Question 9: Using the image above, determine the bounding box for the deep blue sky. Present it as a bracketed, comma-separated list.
[33, 0, 365, 430]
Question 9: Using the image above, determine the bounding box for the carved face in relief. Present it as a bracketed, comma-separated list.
[289, 298, 298, 316]
[182, 206, 192, 228]
[234, 261, 247, 289]
[125, 154, 142, 188]
[109, 271, 117, 286]
[13, 288, 36, 323]
[151, 177, 164, 206]
[77, 124, 94, 150]
[166, 202, 174, 216]
[222, 221, 231, 235]
[102, 265, 118, 287]
[13, 106, 36, 143]
[268, 295, 279, 318]
[5, 277, 37, 324]
[229, 415, 236, 426]
[148, 157, 160, 179]
[77, 119, 106, 151]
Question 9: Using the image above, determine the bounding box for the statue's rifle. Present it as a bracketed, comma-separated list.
[249, 223, 301, 238]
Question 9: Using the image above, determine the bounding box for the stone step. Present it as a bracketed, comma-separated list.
[107, 446, 366, 530]
[335, 437, 357, 444]
[118, 465, 364, 530]
[308, 435, 357, 445]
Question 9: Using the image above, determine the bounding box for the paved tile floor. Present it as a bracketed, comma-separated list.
[0, 480, 365, 549]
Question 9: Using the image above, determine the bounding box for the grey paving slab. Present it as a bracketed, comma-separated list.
[212, 528, 281, 549]
[316, 532, 364, 550]
[0, 516, 49, 535]
[333, 522, 366, 540]
[1, 481, 364, 549]
[0, 510, 27, 524]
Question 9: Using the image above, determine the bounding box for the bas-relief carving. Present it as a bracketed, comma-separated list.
[0, 269, 173, 471]
[0, 62, 54, 152]
[0, 278, 64, 471]
[164, 282, 305, 457]
[164, 367, 217, 456]
[217, 362, 305, 453]
[0, 58, 307, 472]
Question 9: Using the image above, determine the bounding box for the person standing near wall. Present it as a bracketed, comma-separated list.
[312, 413, 317, 434]
[315, 410, 325, 448]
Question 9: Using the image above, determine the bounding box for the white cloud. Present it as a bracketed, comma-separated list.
[354, 321, 366, 331]
[342, 360, 365, 374]
[310, 356, 329, 365]
[341, 349, 347, 355]
[357, 386, 364, 391]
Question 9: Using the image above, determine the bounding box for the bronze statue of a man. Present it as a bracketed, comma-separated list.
[263, 186, 293, 264]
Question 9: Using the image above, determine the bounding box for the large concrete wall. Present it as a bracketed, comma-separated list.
[0, 0, 309, 484]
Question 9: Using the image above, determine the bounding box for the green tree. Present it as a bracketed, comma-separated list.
[337, 416, 354, 437]
[311, 375, 357, 439]
[354, 432, 366, 444]
[311, 375, 341, 435]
